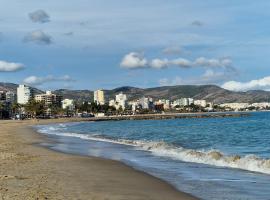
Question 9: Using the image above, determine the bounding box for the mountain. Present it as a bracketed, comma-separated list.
[54, 85, 270, 104]
[0, 82, 43, 94]
[1, 82, 270, 104]
[54, 89, 93, 102]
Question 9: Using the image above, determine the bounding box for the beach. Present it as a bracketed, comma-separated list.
[0, 119, 197, 200]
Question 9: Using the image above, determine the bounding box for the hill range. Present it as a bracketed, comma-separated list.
[1, 82, 270, 104]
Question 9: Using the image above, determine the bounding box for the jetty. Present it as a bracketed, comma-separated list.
[86, 112, 250, 122]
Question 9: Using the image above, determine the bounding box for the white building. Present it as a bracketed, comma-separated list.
[139, 97, 150, 109]
[115, 92, 127, 110]
[188, 98, 194, 105]
[94, 90, 105, 105]
[194, 100, 207, 107]
[251, 102, 270, 108]
[109, 99, 116, 107]
[128, 101, 139, 112]
[62, 99, 75, 110]
[17, 85, 32, 105]
[173, 98, 192, 107]
[219, 103, 249, 110]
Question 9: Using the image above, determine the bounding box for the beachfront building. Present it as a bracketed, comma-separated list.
[188, 98, 194, 105]
[154, 99, 171, 110]
[173, 98, 193, 107]
[62, 99, 75, 111]
[0, 91, 5, 101]
[128, 100, 139, 112]
[219, 103, 249, 111]
[94, 90, 105, 105]
[194, 100, 207, 107]
[17, 85, 32, 105]
[35, 91, 63, 107]
[0, 91, 16, 118]
[5, 91, 16, 103]
[115, 92, 127, 110]
[251, 102, 270, 109]
[139, 97, 150, 109]
[109, 99, 116, 107]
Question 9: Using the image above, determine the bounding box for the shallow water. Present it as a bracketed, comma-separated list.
[35, 112, 270, 200]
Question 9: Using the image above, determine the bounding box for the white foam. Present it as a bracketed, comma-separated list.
[37, 125, 270, 175]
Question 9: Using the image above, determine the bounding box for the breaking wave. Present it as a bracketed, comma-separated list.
[37, 125, 270, 175]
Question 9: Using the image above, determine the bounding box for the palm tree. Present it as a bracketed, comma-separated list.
[0, 102, 3, 119]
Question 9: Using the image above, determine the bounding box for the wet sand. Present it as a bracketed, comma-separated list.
[0, 119, 198, 200]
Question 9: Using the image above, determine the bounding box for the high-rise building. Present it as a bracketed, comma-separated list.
[17, 85, 32, 105]
[94, 90, 105, 105]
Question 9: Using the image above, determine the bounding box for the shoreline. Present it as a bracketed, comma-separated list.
[0, 119, 198, 200]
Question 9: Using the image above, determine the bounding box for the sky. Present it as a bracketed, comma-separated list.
[1, 0, 270, 91]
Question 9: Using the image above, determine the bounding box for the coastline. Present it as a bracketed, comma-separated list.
[0, 119, 198, 200]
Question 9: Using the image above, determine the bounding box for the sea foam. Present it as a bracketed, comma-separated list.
[37, 125, 270, 175]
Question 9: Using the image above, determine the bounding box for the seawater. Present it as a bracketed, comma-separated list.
[35, 112, 270, 200]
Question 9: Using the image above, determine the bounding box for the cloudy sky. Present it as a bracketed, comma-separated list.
[1, 0, 270, 91]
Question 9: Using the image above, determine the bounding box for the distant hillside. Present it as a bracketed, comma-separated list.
[54, 89, 93, 102]
[1, 82, 270, 104]
[0, 82, 43, 94]
[54, 85, 270, 104]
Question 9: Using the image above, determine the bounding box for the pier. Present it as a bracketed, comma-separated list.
[86, 112, 250, 122]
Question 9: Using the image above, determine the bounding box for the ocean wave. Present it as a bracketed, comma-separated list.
[37, 125, 270, 175]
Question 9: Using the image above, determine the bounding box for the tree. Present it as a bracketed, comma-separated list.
[0, 102, 3, 119]
[24, 100, 46, 118]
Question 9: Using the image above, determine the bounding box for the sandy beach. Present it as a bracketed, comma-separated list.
[0, 118, 198, 200]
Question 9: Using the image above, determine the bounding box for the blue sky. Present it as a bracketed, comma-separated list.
[1, 0, 270, 91]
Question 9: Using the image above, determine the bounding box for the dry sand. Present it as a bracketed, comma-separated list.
[0, 119, 198, 200]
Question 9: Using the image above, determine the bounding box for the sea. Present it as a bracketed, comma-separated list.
[34, 112, 270, 200]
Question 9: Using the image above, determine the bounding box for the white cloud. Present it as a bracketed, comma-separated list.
[194, 57, 232, 68]
[171, 58, 192, 68]
[24, 30, 52, 45]
[120, 52, 147, 69]
[120, 52, 234, 70]
[159, 68, 236, 86]
[222, 76, 270, 91]
[29, 10, 50, 23]
[150, 58, 169, 69]
[0, 60, 24, 72]
[23, 75, 75, 86]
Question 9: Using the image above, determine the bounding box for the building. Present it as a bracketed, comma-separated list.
[0, 91, 5, 101]
[62, 99, 75, 111]
[219, 103, 249, 110]
[154, 99, 171, 110]
[94, 90, 105, 105]
[115, 92, 127, 110]
[251, 102, 270, 109]
[17, 85, 32, 105]
[173, 98, 192, 107]
[139, 97, 150, 109]
[194, 100, 207, 107]
[188, 98, 194, 105]
[6, 91, 16, 103]
[35, 91, 63, 107]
